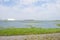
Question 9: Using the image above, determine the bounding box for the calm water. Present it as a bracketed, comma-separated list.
[0, 21, 60, 28]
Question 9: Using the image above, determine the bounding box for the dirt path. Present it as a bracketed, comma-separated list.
[0, 33, 60, 40]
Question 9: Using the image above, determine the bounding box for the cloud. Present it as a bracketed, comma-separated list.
[0, 0, 60, 20]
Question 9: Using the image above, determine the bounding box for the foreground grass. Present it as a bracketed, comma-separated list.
[0, 27, 60, 36]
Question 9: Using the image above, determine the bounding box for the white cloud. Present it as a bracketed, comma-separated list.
[0, 0, 60, 20]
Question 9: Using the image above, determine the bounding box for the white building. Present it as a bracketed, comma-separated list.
[7, 19, 16, 21]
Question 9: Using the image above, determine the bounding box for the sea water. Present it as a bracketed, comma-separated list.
[0, 20, 60, 28]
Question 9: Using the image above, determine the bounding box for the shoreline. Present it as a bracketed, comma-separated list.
[0, 33, 60, 40]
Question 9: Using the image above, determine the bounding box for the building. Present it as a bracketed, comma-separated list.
[7, 19, 16, 21]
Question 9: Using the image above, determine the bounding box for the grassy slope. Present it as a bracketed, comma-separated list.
[0, 28, 60, 36]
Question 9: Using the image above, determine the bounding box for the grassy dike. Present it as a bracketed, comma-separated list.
[0, 27, 60, 36]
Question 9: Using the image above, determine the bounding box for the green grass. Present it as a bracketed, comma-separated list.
[0, 27, 60, 36]
[56, 24, 60, 27]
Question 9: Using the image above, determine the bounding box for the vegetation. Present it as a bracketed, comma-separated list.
[0, 27, 60, 36]
[56, 24, 60, 27]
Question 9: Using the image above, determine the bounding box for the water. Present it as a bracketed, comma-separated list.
[0, 20, 60, 28]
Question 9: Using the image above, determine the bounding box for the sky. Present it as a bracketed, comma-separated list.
[0, 0, 60, 20]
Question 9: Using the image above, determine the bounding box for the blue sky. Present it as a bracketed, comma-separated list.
[0, 0, 60, 20]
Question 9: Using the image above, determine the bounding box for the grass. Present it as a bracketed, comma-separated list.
[56, 24, 60, 27]
[0, 27, 60, 36]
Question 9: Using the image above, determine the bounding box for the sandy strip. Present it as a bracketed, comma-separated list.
[0, 33, 60, 40]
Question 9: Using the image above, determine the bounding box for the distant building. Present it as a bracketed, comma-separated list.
[7, 19, 16, 21]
